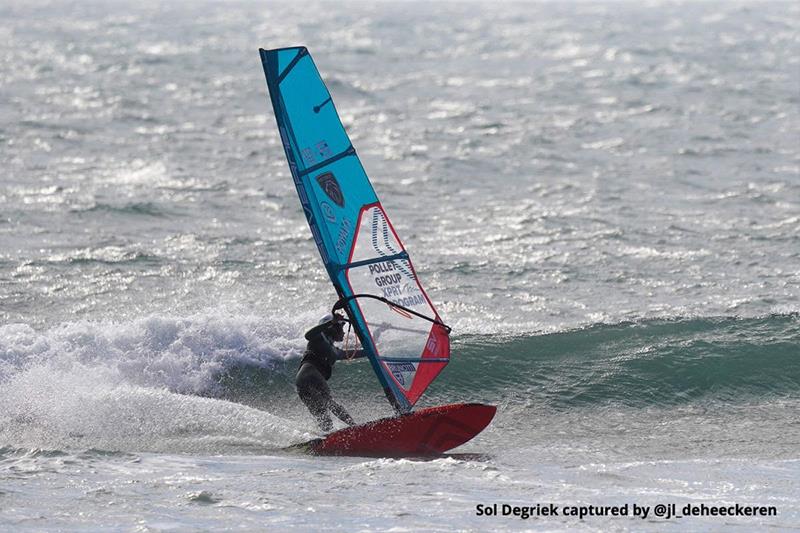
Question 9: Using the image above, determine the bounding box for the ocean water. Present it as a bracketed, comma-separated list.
[2, 0, 799, 530]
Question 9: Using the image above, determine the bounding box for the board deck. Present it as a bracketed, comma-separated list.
[293, 403, 496, 457]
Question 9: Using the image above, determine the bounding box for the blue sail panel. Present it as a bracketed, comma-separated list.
[260, 46, 449, 412]
[275, 48, 302, 75]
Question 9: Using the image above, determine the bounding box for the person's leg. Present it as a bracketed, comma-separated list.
[306, 393, 333, 432]
[298, 386, 333, 432]
[296, 365, 333, 432]
[327, 399, 355, 426]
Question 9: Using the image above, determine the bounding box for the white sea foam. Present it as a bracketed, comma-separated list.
[0, 313, 319, 453]
[0, 313, 304, 393]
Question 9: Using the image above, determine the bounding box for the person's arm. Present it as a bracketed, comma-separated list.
[352, 349, 367, 358]
[336, 347, 367, 360]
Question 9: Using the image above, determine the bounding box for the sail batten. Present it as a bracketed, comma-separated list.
[260, 46, 449, 412]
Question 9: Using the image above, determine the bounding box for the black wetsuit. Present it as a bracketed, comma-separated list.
[295, 322, 356, 432]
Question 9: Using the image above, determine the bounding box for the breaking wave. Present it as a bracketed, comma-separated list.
[1, 312, 796, 452]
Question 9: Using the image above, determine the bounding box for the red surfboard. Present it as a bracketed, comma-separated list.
[297, 403, 496, 457]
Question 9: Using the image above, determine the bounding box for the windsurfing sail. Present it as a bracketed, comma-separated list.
[259, 46, 450, 413]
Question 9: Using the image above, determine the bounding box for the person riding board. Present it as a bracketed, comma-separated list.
[296, 311, 365, 432]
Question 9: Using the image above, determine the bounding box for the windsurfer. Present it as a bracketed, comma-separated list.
[296, 312, 365, 432]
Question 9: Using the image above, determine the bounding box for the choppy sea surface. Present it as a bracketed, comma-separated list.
[2, 1, 799, 530]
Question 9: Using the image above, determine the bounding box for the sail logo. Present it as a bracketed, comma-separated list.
[369, 208, 414, 280]
[301, 147, 316, 165]
[334, 218, 352, 256]
[316, 140, 332, 159]
[426, 336, 438, 354]
[316, 172, 345, 207]
[402, 283, 422, 296]
[386, 362, 416, 387]
[320, 201, 336, 223]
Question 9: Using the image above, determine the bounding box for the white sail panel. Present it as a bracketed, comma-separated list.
[344, 204, 449, 403]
